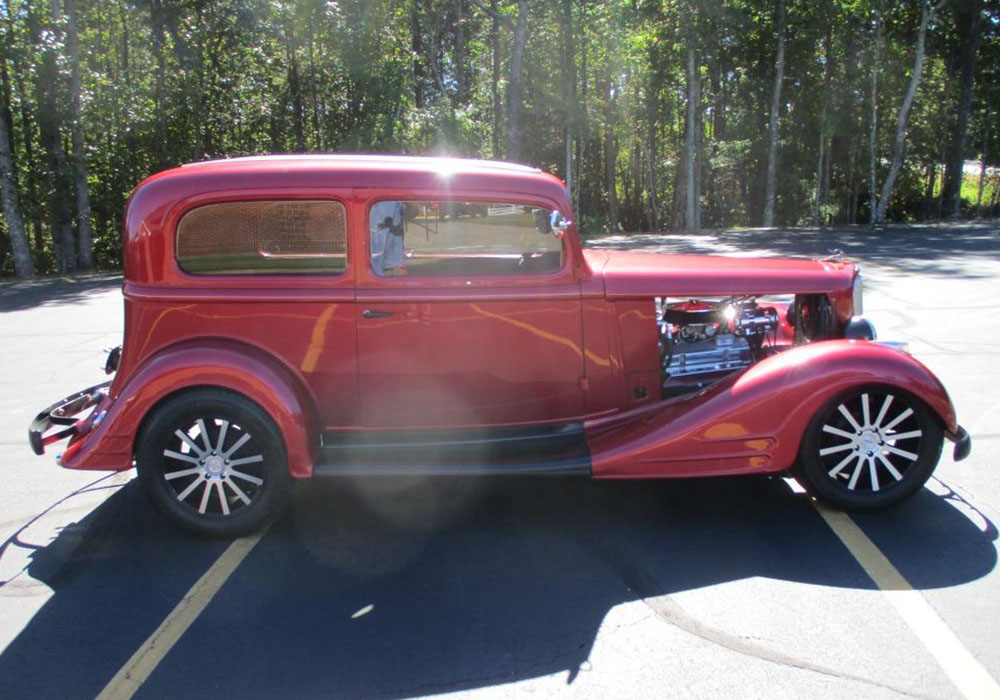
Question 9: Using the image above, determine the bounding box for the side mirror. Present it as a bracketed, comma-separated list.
[549, 209, 572, 238]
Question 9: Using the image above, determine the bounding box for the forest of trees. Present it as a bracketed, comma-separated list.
[0, 0, 998, 277]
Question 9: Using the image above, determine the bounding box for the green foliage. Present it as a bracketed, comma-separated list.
[0, 0, 998, 276]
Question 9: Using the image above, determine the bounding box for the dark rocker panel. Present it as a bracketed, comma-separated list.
[316, 423, 591, 476]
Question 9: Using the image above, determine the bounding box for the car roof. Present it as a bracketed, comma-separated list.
[133, 154, 563, 200]
[177, 154, 543, 176]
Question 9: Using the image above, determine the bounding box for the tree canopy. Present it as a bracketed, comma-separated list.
[0, 0, 998, 276]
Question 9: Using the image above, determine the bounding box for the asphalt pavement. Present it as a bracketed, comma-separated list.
[0, 223, 998, 699]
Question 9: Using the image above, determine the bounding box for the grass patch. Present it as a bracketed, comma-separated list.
[960, 171, 997, 208]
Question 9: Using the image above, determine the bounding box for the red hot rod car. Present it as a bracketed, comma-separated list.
[29, 155, 970, 536]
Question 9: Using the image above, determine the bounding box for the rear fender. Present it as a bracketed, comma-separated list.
[60, 340, 319, 477]
[586, 340, 956, 478]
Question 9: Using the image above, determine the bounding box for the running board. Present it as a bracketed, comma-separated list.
[311, 456, 591, 477]
[315, 423, 591, 477]
[322, 422, 585, 451]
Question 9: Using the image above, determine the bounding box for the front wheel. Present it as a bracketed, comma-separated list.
[137, 388, 292, 537]
[796, 386, 943, 510]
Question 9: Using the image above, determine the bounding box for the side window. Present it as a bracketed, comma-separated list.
[369, 200, 563, 277]
[176, 200, 347, 275]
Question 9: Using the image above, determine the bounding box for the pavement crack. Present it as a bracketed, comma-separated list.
[585, 532, 944, 700]
[635, 594, 938, 699]
[604, 612, 657, 635]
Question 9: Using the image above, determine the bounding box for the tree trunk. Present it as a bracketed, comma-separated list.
[670, 155, 683, 230]
[605, 123, 619, 232]
[873, 0, 930, 225]
[814, 28, 832, 227]
[694, 86, 703, 230]
[577, 0, 588, 216]
[976, 102, 989, 217]
[427, 5, 447, 97]
[822, 127, 832, 223]
[36, 8, 76, 273]
[151, 0, 168, 168]
[942, 0, 983, 218]
[307, 31, 322, 150]
[847, 142, 858, 224]
[0, 60, 32, 277]
[411, 1, 425, 109]
[868, 0, 882, 227]
[490, 0, 501, 158]
[839, 28, 861, 224]
[936, 138, 948, 218]
[285, 22, 306, 152]
[644, 138, 660, 232]
[455, 0, 467, 104]
[814, 136, 826, 226]
[922, 162, 935, 220]
[684, 43, 697, 230]
[562, 0, 575, 206]
[193, 8, 207, 158]
[762, 0, 785, 228]
[505, 0, 528, 162]
[710, 62, 726, 226]
[5, 7, 43, 253]
[66, 0, 92, 269]
[713, 60, 727, 140]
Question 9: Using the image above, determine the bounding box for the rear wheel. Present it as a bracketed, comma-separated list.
[137, 388, 292, 537]
[797, 386, 942, 510]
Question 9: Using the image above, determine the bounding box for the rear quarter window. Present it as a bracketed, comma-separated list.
[176, 200, 347, 275]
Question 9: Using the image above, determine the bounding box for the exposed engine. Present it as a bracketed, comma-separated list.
[658, 298, 780, 384]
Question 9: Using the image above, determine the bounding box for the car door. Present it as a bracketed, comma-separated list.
[355, 196, 586, 428]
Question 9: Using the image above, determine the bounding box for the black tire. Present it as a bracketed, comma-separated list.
[796, 386, 943, 510]
[137, 388, 292, 537]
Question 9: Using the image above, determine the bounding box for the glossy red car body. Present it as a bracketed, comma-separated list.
[31, 155, 966, 487]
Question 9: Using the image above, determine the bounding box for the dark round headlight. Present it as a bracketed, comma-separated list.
[844, 316, 877, 341]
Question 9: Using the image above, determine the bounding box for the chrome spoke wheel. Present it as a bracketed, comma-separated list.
[137, 388, 291, 537]
[161, 417, 266, 516]
[798, 386, 942, 510]
[817, 391, 923, 493]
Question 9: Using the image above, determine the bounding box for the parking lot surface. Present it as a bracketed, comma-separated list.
[1, 224, 998, 699]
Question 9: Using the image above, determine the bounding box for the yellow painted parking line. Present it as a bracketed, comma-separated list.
[96, 530, 266, 700]
[815, 503, 1000, 700]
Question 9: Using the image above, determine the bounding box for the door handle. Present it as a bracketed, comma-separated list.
[362, 309, 395, 319]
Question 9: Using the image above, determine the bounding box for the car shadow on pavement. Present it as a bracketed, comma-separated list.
[0, 473, 995, 699]
[587, 223, 1000, 280]
[0, 484, 233, 698]
[0, 274, 122, 313]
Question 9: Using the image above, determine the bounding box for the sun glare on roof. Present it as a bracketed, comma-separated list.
[431, 158, 465, 179]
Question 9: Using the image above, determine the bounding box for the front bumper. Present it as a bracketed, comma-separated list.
[946, 426, 972, 462]
[29, 382, 111, 456]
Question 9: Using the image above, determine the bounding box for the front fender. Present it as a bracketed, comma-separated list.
[60, 340, 319, 477]
[587, 340, 957, 478]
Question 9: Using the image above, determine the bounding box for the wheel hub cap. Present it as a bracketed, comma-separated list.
[857, 430, 882, 456]
[204, 455, 226, 476]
